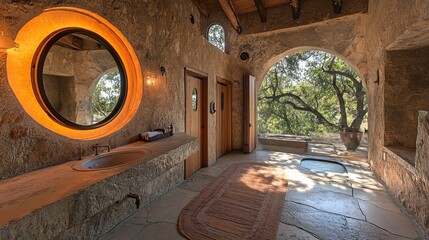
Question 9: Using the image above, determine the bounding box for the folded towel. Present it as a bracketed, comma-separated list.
[141, 131, 163, 141]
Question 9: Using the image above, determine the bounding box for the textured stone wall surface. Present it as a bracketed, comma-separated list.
[0, 0, 249, 180]
[365, 0, 429, 233]
[384, 47, 429, 148]
[417, 111, 429, 180]
[232, 14, 368, 87]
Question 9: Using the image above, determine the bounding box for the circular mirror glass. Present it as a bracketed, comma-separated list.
[36, 29, 127, 129]
[192, 88, 198, 111]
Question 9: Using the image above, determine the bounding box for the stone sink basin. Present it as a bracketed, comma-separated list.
[72, 149, 151, 171]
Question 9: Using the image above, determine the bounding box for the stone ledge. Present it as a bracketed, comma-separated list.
[258, 134, 309, 153]
[0, 133, 198, 240]
[383, 146, 416, 170]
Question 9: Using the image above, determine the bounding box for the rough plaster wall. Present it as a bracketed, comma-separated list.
[417, 111, 429, 180]
[365, 0, 429, 232]
[43, 45, 76, 76]
[231, 14, 368, 87]
[44, 46, 117, 125]
[384, 47, 429, 148]
[0, 0, 249, 180]
[43, 75, 77, 122]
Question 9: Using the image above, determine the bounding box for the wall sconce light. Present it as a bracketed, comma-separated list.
[160, 66, 166, 76]
[0, 32, 18, 52]
[332, 0, 342, 14]
[146, 76, 156, 86]
[373, 69, 380, 85]
[189, 14, 195, 24]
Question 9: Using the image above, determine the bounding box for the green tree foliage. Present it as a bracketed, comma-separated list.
[91, 68, 121, 123]
[258, 50, 367, 136]
[208, 24, 225, 51]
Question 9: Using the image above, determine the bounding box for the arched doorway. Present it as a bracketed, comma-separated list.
[257, 48, 368, 154]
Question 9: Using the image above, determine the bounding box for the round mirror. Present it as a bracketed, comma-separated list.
[192, 88, 198, 112]
[35, 29, 127, 129]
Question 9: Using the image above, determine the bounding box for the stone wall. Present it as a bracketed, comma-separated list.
[231, 13, 368, 87]
[384, 46, 429, 148]
[365, 0, 429, 232]
[0, 0, 249, 180]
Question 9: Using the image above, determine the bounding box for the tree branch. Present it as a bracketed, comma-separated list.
[332, 74, 348, 128]
[261, 92, 337, 129]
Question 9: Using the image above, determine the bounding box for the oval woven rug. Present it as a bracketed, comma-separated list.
[178, 162, 288, 240]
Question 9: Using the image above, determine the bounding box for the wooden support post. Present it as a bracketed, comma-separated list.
[218, 0, 242, 33]
[254, 0, 267, 23]
[290, 0, 301, 20]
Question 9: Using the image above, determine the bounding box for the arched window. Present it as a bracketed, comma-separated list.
[207, 24, 225, 52]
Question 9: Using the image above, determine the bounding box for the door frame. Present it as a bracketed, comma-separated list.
[243, 75, 256, 153]
[216, 77, 232, 158]
[184, 66, 208, 168]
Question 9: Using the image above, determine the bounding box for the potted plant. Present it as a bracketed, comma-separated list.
[340, 127, 363, 150]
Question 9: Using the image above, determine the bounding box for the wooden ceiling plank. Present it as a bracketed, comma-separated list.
[57, 35, 84, 50]
[195, 0, 210, 18]
[218, 0, 242, 33]
[290, 0, 301, 20]
[254, 0, 267, 22]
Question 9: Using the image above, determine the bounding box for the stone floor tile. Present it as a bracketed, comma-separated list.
[350, 181, 386, 191]
[285, 190, 366, 220]
[100, 150, 427, 240]
[281, 201, 407, 240]
[353, 188, 402, 213]
[276, 223, 318, 240]
[359, 200, 419, 238]
[177, 172, 216, 192]
[146, 188, 198, 224]
[132, 222, 186, 240]
[99, 221, 144, 240]
[196, 164, 229, 177]
[354, 187, 394, 202]
[288, 179, 352, 196]
[128, 207, 149, 225]
[348, 172, 385, 187]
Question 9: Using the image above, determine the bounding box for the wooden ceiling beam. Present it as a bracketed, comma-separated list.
[290, 0, 301, 20]
[333, 0, 342, 14]
[218, 0, 242, 33]
[195, 0, 210, 18]
[57, 35, 84, 50]
[254, 0, 267, 23]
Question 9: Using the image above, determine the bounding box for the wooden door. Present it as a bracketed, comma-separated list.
[216, 82, 232, 158]
[243, 75, 256, 153]
[185, 76, 203, 178]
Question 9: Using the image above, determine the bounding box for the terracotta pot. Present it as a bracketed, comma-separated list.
[340, 131, 362, 150]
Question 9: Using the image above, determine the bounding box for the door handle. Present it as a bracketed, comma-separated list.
[249, 123, 252, 128]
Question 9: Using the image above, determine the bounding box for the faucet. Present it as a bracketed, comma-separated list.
[127, 193, 141, 209]
[92, 144, 110, 155]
